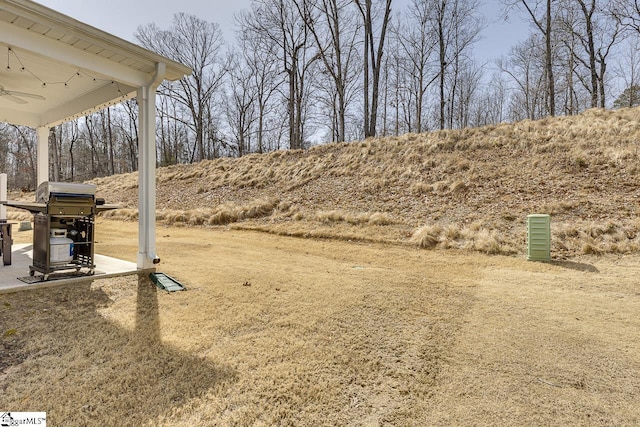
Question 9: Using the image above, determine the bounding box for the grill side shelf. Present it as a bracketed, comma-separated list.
[3, 200, 47, 214]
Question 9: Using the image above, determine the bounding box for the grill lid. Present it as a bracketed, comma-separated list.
[36, 181, 96, 203]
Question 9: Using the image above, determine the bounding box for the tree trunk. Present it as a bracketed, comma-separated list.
[289, 68, 297, 149]
[362, 2, 370, 137]
[106, 107, 116, 174]
[358, 0, 392, 137]
[85, 115, 98, 177]
[439, 26, 446, 129]
[50, 127, 60, 182]
[545, 0, 555, 116]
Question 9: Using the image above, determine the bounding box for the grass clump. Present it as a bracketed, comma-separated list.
[315, 210, 395, 226]
[98, 198, 280, 227]
[411, 225, 443, 249]
[412, 223, 513, 255]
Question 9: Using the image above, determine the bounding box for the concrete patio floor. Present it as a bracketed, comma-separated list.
[0, 243, 139, 293]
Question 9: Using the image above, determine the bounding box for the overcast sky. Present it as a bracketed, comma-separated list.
[36, 0, 529, 64]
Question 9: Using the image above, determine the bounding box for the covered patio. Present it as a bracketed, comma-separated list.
[0, 0, 191, 290]
[0, 243, 138, 293]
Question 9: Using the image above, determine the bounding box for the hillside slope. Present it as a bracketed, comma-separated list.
[87, 107, 640, 257]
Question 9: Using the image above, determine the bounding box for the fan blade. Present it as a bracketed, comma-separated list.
[6, 90, 45, 101]
[3, 94, 27, 104]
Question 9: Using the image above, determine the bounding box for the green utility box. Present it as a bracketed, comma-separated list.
[527, 214, 551, 261]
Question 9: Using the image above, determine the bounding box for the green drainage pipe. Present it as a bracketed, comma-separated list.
[527, 214, 551, 261]
[149, 272, 186, 292]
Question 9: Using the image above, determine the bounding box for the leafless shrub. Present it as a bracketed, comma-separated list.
[315, 210, 393, 226]
[411, 223, 512, 255]
[316, 210, 346, 223]
[276, 201, 292, 213]
[582, 241, 603, 255]
[368, 212, 394, 225]
[470, 229, 503, 255]
[243, 198, 279, 219]
[443, 224, 462, 240]
[209, 209, 239, 225]
[411, 225, 443, 249]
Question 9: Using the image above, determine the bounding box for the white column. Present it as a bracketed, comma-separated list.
[137, 63, 165, 270]
[0, 173, 6, 221]
[36, 126, 49, 186]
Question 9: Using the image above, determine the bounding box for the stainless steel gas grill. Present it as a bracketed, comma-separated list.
[5, 181, 118, 280]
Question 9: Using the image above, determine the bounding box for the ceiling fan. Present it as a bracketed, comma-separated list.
[0, 85, 46, 104]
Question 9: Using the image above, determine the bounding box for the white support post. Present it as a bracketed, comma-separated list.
[0, 173, 6, 221]
[136, 62, 165, 270]
[36, 126, 49, 186]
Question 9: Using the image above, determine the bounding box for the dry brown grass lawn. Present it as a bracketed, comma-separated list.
[1, 220, 639, 425]
[3, 108, 640, 424]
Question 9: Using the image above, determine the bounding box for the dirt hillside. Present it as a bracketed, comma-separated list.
[12, 107, 640, 257]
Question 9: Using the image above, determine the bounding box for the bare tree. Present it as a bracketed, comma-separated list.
[354, 0, 393, 138]
[301, 0, 361, 142]
[392, 0, 438, 133]
[614, 39, 640, 107]
[499, 34, 548, 120]
[97, 107, 116, 175]
[84, 114, 101, 177]
[11, 126, 37, 190]
[50, 126, 61, 182]
[428, 0, 484, 129]
[434, 0, 448, 129]
[595, 19, 622, 108]
[451, 59, 484, 128]
[558, 0, 622, 109]
[505, 0, 557, 116]
[472, 73, 509, 126]
[225, 52, 257, 157]
[137, 13, 226, 162]
[156, 92, 187, 165]
[610, 0, 640, 34]
[239, 0, 318, 149]
[444, 0, 484, 129]
[379, 32, 409, 135]
[234, 23, 283, 153]
[576, 0, 600, 107]
[120, 99, 139, 171]
[556, 3, 582, 114]
[66, 121, 80, 181]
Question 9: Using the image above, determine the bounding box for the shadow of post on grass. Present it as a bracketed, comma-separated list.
[136, 273, 161, 345]
[548, 259, 599, 273]
[0, 274, 237, 426]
